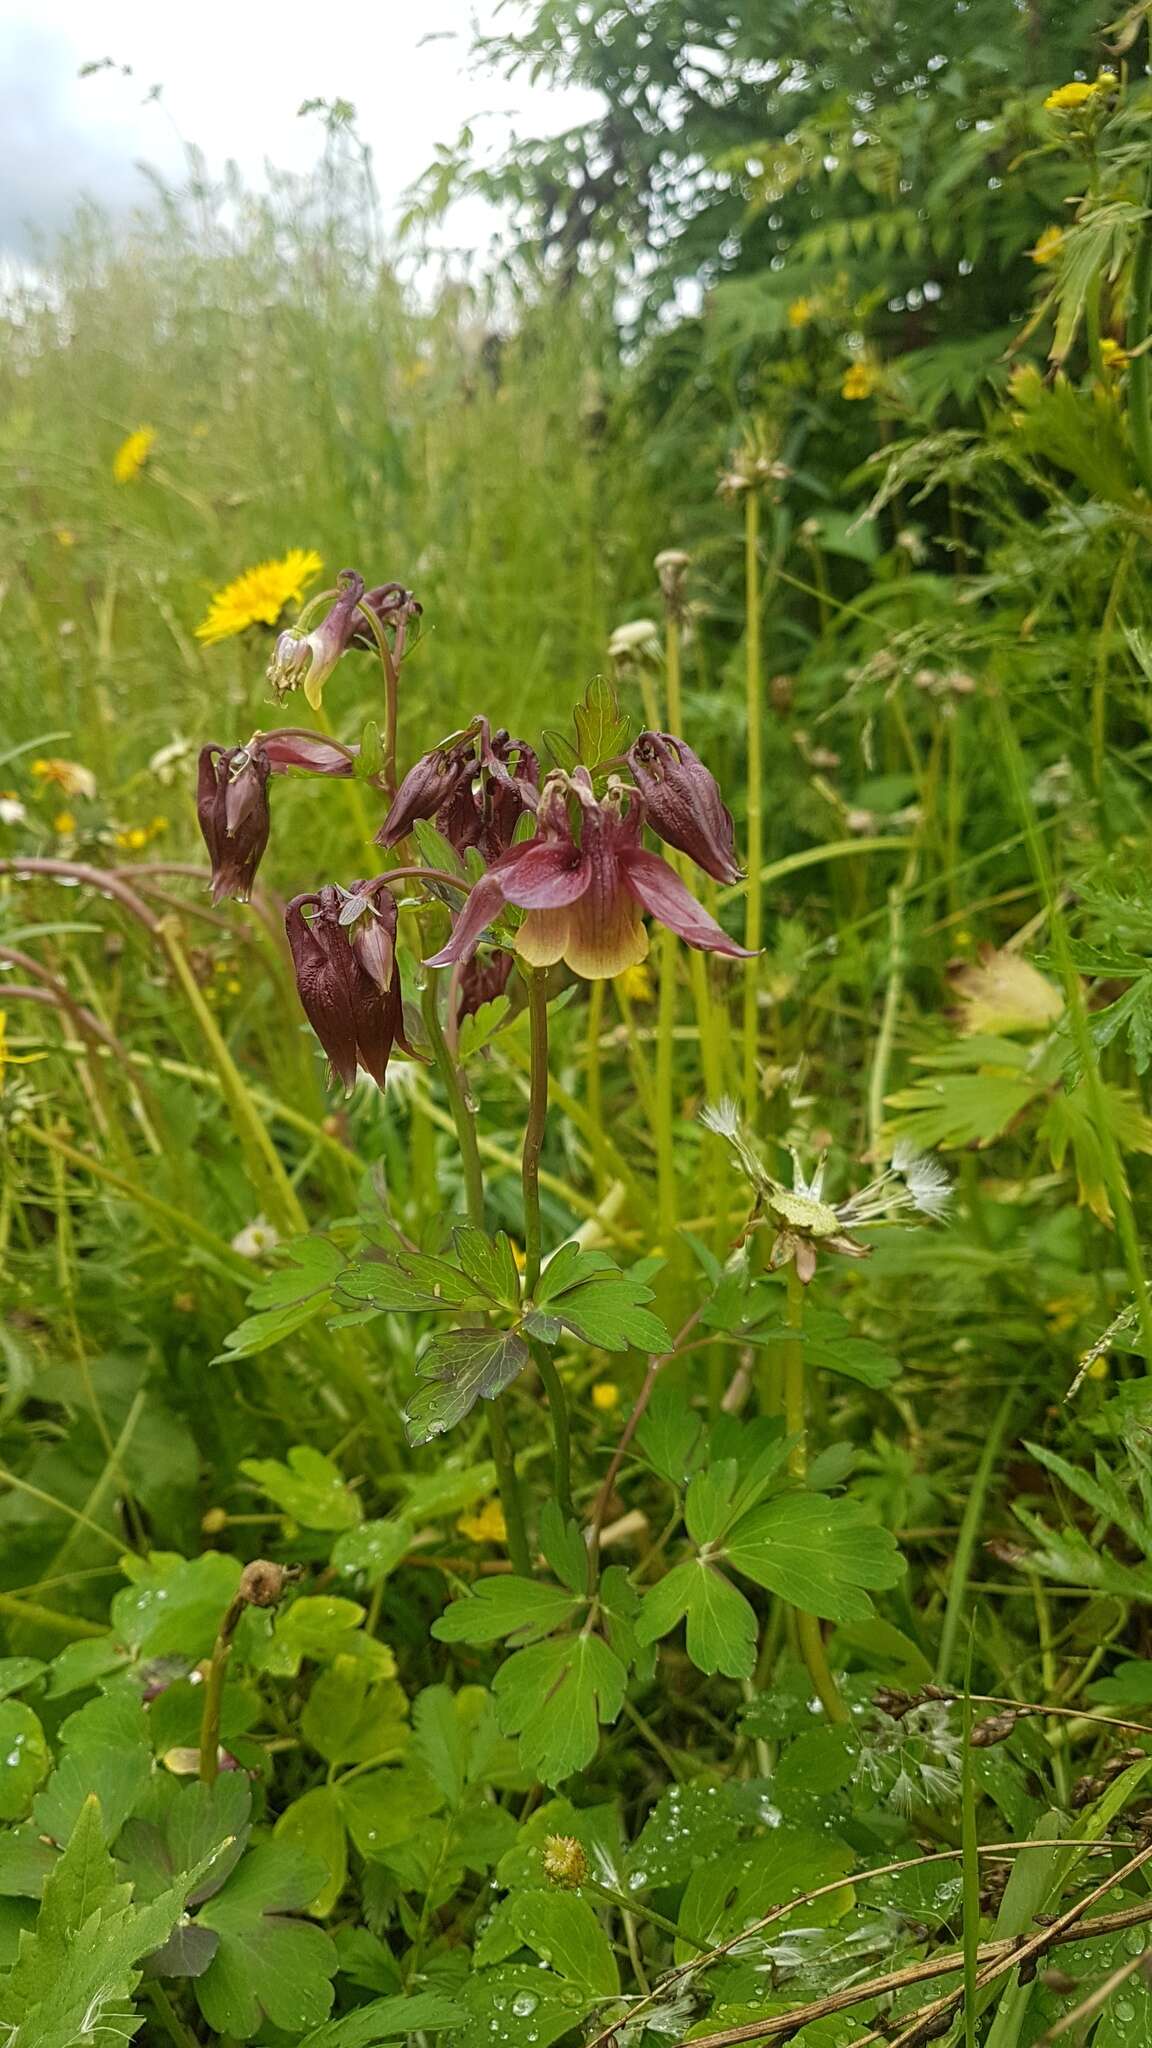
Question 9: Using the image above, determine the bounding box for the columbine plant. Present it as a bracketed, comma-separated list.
[191, 558, 951, 1783]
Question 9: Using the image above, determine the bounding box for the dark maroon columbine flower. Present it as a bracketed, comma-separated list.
[267, 569, 366, 709]
[259, 728, 359, 777]
[349, 582, 423, 652]
[197, 742, 272, 904]
[425, 769, 753, 982]
[626, 731, 742, 885]
[285, 879, 411, 1090]
[377, 724, 538, 861]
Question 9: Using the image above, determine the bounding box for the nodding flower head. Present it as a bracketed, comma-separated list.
[701, 1100, 952, 1283]
[424, 765, 754, 982]
[196, 742, 272, 904]
[627, 730, 742, 885]
[348, 581, 423, 651]
[259, 728, 359, 777]
[377, 723, 538, 861]
[284, 879, 411, 1092]
[267, 569, 366, 709]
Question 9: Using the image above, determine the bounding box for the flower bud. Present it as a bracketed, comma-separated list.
[260, 729, 358, 776]
[627, 731, 742, 885]
[375, 738, 476, 847]
[196, 743, 272, 904]
[542, 1835, 588, 1889]
[285, 881, 409, 1091]
[266, 569, 365, 709]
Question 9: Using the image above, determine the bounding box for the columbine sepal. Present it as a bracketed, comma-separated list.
[627, 730, 742, 884]
[196, 742, 272, 904]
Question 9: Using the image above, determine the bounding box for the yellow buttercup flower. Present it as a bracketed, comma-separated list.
[1099, 337, 1128, 369]
[115, 827, 150, 851]
[113, 426, 156, 483]
[53, 811, 76, 835]
[591, 1381, 620, 1413]
[1029, 225, 1064, 266]
[616, 963, 653, 1003]
[457, 1499, 507, 1544]
[841, 361, 880, 401]
[788, 296, 815, 329]
[195, 550, 324, 644]
[1044, 72, 1114, 113]
[31, 758, 96, 800]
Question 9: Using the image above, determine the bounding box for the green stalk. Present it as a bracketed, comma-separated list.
[936, 1392, 1015, 1686]
[782, 1264, 850, 1724]
[160, 920, 308, 1235]
[995, 693, 1152, 1366]
[532, 1342, 573, 1523]
[1128, 180, 1152, 495]
[584, 979, 607, 1198]
[421, 968, 531, 1573]
[199, 1586, 247, 1787]
[742, 487, 764, 1120]
[521, 966, 549, 1297]
[655, 927, 678, 1253]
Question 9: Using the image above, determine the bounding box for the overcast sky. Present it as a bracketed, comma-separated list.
[0, 1, 600, 258]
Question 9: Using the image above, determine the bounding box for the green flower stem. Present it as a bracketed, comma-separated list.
[421, 967, 531, 1574]
[1129, 180, 1152, 494]
[742, 487, 764, 1120]
[655, 611, 681, 1255]
[160, 918, 308, 1236]
[782, 1263, 850, 1725]
[584, 978, 607, 1197]
[147, 1983, 201, 2048]
[532, 1342, 573, 1523]
[521, 966, 550, 1297]
[581, 1875, 707, 1950]
[198, 1586, 248, 1787]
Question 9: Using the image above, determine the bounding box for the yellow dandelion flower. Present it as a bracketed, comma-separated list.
[616, 963, 653, 1003]
[53, 811, 76, 835]
[1029, 225, 1064, 267]
[457, 1499, 507, 1544]
[54, 526, 76, 548]
[195, 549, 324, 644]
[113, 426, 156, 484]
[591, 1381, 620, 1413]
[788, 296, 815, 329]
[31, 758, 96, 800]
[841, 362, 880, 401]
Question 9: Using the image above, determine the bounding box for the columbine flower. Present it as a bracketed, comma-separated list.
[112, 426, 155, 483]
[378, 724, 538, 861]
[258, 728, 359, 777]
[195, 550, 323, 645]
[701, 1100, 951, 1282]
[627, 731, 742, 884]
[196, 743, 272, 904]
[266, 568, 366, 708]
[425, 768, 753, 982]
[1029, 224, 1064, 266]
[231, 1216, 280, 1259]
[31, 758, 96, 800]
[284, 879, 411, 1091]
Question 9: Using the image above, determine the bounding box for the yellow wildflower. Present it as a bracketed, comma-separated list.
[841, 362, 879, 401]
[115, 827, 150, 851]
[0, 1011, 42, 1092]
[616, 963, 653, 1003]
[1029, 225, 1064, 266]
[112, 426, 156, 483]
[1099, 337, 1128, 369]
[1043, 73, 1114, 113]
[54, 527, 76, 547]
[195, 549, 323, 644]
[53, 811, 76, 835]
[591, 1382, 620, 1413]
[457, 1499, 507, 1544]
[788, 296, 815, 329]
[31, 758, 96, 800]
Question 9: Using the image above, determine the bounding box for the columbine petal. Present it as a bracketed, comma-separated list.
[423, 868, 516, 967]
[500, 843, 589, 910]
[620, 849, 754, 957]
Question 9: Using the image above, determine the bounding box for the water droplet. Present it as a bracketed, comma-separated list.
[4, 1751, 19, 1768]
[511, 1994, 538, 2017]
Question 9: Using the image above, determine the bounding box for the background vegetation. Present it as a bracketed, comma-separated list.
[5, 2, 1152, 2042]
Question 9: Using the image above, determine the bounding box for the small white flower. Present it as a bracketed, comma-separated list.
[608, 618, 661, 663]
[231, 1216, 280, 1259]
[0, 799, 27, 826]
[149, 738, 193, 785]
[700, 1096, 741, 1140]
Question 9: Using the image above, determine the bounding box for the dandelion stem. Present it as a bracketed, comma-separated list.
[741, 487, 763, 1121]
[782, 1264, 850, 1724]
